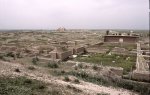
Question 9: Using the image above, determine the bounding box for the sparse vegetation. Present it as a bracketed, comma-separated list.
[76, 54, 136, 74]
[66, 85, 82, 93]
[0, 76, 73, 95]
[14, 68, 20, 72]
[97, 93, 110, 95]
[64, 76, 70, 82]
[93, 65, 98, 70]
[47, 62, 59, 68]
[0, 76, 47, 95]
[0, 30, 149, 95]
[0, 54, 5, 61]
[32, 57, 38, 65]
[6, 52, 15, 57]
[74, 79, 80, 84]
[78, 63, 83, 68]
[27, 66, 36, 70]
[51, 70, 150, 95]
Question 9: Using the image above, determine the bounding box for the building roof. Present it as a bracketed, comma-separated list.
[104, 35, 139, 38]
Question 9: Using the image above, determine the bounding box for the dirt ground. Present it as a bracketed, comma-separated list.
[0, 60, 138, 95]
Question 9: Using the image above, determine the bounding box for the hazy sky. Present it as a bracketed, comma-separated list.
[0, 0, 149, 29]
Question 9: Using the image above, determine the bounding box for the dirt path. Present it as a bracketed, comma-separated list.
[0, 61, 138, 95]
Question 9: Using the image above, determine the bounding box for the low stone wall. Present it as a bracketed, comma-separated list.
[38, 57, 60, 62]
[132, 71, 150, 81]
[86, 48, 109, 54]
[73, 47, 85, 55]
[109, 67, 123, 76]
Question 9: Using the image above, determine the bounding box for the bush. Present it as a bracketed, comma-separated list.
[78, 63, 83, 68]
[97, 93, 110, 95]
[14, 68, 20, 72]
[74, 79, 80, 84]
[6, 52, 14, 57]
[16, 52, 22, 58]
[48, 89, 61, 95]
[93, 65, 98, 70]
[67, 85, 82, 92]
[27, 66, 35, 70]
[32, 58, 37, 65]
[47, 62, 59, 68]
[74, 66, 78, 70]
[51, 70, 66, 76]
[61, 70, 66, 74]
[35, 56, 39, 61]
[0, 55, 4, 59]
[64, 76, 70, 82]
[0, 55, 6, 61]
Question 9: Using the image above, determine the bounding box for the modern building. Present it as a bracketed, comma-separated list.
[104, 30, 139, 43]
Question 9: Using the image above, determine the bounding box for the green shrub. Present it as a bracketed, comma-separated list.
[27, 66, 35, 70]
[32, 58, 37, 65]
[74, 66, 78, 70]
[47, 62, 59, 68]
[67, 85, 82, 92]
[48, 89, 61, 95]
[0, 55, 4, 59]
[61, 70, 66, 74]
[6, 52, 14, 57]
[16, 52, 22, 58]
[93, 65, 98, 70]
[51, 70, 65, 76]
[78, 63, 83, 68]
[14, 68, 20, 72]
[64, 76, 70, 82]
[97, 93, 110, 95]
[0, 55, 6, 61]
[74, 79, 80, 84]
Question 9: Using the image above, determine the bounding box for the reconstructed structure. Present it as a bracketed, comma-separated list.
[104, 31, 139, 43]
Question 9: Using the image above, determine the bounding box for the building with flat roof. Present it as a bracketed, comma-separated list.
[104, 35, 139, 43]
[104, 30, 139, 43]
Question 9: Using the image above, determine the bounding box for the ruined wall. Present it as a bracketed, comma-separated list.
[50, 52, 58, 59]
[59, 50, 72, 60]
[73, 47, 85, 55]
[110, 68, 123, 76]
[86, 48, 109, 54]
[132, 71, 150, 81]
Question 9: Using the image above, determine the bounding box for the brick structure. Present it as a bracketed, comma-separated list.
[68, 41, 86, 55]
[72, 46, 85, 55]
[50, 47, 72, 61]
[104, 35, 139, 43]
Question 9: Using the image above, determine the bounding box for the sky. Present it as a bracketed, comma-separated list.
[0, 0, 149, 29]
